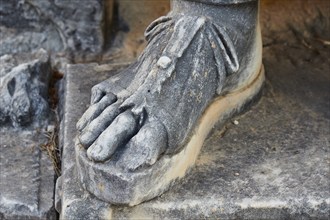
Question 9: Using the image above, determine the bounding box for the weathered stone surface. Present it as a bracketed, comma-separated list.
[56, 0, 329, 218]
[75, 0, 263, 206]
[0, 129, 56, 219]
[57, 38, 329, 217]
[0, 50, 56, 219]
[56, 63, 128, 219]
[0, 0, 105, 61]
[0, 49, 51, 127]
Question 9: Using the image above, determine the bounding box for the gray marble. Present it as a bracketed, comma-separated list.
[56, 39, 330, 218]
[0, 49, 52, 127]
[0, 50, 56, 219]
[0, 0, 104, 60]
[74, 0, 263, 205]
[55, 63, 128, 219]
[55, 0, 329, 218]
[0, 129, 56, 219]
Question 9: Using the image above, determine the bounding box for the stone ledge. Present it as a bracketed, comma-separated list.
[0, 129, 56, 219]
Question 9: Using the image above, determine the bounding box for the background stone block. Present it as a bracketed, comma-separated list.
[0, 50, 57, 220]
[0, 0, 105, 61]
[0, 49, 52, 127]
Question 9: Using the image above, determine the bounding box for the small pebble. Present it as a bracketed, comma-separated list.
[233, 120, 239, 125]
[234, 172, 240, 176]
[157, 56, 172, 69]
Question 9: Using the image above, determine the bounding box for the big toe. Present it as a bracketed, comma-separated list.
[117, 119, 168, 171]
[87, 110, 138, 162]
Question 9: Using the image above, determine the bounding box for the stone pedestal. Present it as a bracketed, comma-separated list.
[56, 45, 329, 219]
[0, 129, 56, 219]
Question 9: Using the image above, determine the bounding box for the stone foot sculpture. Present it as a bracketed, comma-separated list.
[76, 0, 264, 206]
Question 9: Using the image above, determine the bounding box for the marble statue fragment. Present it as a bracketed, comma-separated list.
[75, 0, 264, 206]
[0, 51, 56, 219]
[0, 49, 51, 127]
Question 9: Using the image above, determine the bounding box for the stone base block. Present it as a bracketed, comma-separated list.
[0, 129, 56, 219]
[56, 56, 329, 219]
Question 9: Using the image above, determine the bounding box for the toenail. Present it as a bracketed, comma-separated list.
[93, 145, 103, 154]
[88, 144, 101, 158]
[157, 56, 172, 69]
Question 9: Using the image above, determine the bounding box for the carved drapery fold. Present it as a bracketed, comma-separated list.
[145, 15, 239, 94]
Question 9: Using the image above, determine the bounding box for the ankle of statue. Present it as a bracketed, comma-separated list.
[171, 0, 259, 27]
[176, 0, 257, 5]
[172, 0, 258, 20]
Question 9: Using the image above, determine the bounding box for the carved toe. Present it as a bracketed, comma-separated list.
[117, 119, 168, 171]
[76, 94, 117, 131]
[79, 103, 121, 148]
[86, 111, 138, 162]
